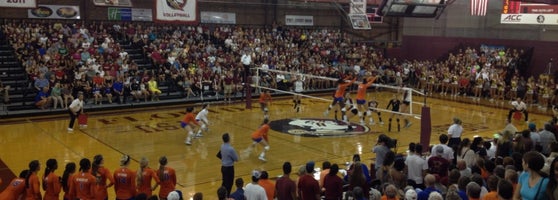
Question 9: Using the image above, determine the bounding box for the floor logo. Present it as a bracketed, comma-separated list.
[269, 118, 370, 137]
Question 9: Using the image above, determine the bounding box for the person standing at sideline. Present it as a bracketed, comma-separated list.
[247, 119, 271, 162]
[276, 162, 296, 200]
[447, 117, 463, 150]
[67, 91, 84, 132]
[507, 97, 528, 122]
[219, 132, 239, 196]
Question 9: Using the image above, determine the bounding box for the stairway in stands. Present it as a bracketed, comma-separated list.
[0, 42, 34, 112]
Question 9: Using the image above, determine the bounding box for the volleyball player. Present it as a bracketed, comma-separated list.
[324, 77, 356, 121]
[195, 104, 210, 137]
[293, 75, 304, 113]
[367, 97, 383, 125]
[386, 94, 401, 132]
[342, 92, 360, 131]
[356, 76, 377, 125]
[247, 119, 271, 162]
[400, 86, 413, 128]
[181, 107, 200, 145]
[259, 90, 272, 119]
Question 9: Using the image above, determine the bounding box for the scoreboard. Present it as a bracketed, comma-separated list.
[501, 0, 558, 25]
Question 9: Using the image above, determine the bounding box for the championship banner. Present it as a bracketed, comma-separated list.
[155, 0, 197, 23]
[350, 0, 367, 14]
[501, 0, 558, 25]
[349, 14, 371, 29]
[92, 0, 132, 7]
[28, 5, 80, 19]
[200, 11, 236, 24]
[0, 0, 36, 8]
[285, 15, 314, 26]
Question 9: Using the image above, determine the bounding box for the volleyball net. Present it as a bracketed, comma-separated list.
[252, 67, 426, 119]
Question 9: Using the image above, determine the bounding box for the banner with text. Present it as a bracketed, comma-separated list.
[349, 14, 371, 29]
[200, 11, 236, 24]
[501, 0, 558, 25]
[350, 0, 367, 14]
[28, 5, 80, 19]
[155, 0, 197, 23]
[92, 0, 132, 7]
[0, 0, 36, 8]
[285, 15, 314, 26]
[108, 8, 152, 21]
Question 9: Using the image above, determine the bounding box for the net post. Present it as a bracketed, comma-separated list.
[419, 103, 432, 150]
[245, 67, 252, 109]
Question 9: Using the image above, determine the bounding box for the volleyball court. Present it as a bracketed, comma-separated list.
[250, 67, 428, 134]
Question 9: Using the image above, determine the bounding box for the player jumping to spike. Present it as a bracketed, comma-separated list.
[324, 77, 356, 121]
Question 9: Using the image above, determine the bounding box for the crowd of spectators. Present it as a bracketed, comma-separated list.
[0, 19, 553, 112]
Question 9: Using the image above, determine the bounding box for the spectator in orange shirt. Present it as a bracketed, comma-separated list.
[155, 156, 177, 200]
[43, 159, 61, 200]
[61, 162, 76, 200]
[136, 157, 161, 197]
[247, 118, 271, 162]
[258, 171, 275, 200]
[114, 155, 136, 200]
[70, 158, 96, 200]
[92, 154, 114, 200]
[0, 170, 28, 200]
[25, 160, 42, 200]
[483, 175, 499, 200]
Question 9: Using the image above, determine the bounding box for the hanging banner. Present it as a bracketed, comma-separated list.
[92, 0, 133, 7]
[200, 11, 236, 24]
[108, 7, 131, 21]
[349, 14, 371, 29]
[0, 0, 36, 8]
[285, 15, 314, 26]
[350, 0, 367, 14]
[28, 5, 80, 19]
[155, 0, 197, 23]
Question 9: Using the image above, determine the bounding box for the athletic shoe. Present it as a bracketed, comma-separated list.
[369, 121, 376, 125]
[185, 140, 192, 145]
[195, 133, 203, 138]
[67, 128, 74, 132]
[258, 156, 267, 162]
[405, 122, 413, 128]
[380, 121, 385, 125]
[323, 110, 329, 116]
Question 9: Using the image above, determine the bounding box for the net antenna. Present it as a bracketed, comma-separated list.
[256, 67, 426, 119]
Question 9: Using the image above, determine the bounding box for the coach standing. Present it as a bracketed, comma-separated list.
[219, 133, 239, 196]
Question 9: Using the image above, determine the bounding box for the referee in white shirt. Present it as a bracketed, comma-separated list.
[507, 97, 528, 122]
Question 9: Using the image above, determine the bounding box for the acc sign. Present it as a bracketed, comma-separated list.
[501, 14, 523, 23]
[0, 0, 36, 8]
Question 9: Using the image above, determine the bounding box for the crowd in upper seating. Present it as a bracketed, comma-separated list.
[1, 20, 553, 112]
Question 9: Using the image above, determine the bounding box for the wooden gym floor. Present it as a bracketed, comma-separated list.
[0, 90, 550, 199]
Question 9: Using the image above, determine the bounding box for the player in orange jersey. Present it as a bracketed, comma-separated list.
[61, 162, 76, 200]
[42, 159, 61, 200]
[355, 76, 377, 125]
[247, 118, 271, 162]
[0, 170, 28, 200]
[70, 158, 96, 200]
[92, 154, 114, 200]
[25, 160, 42, 200]
[154, 156, 177, 200]
[136, 157, 161, 197]
[259, 90, 272, 119]
[182, 107, 200, 145]
[114, 155, 136, 200]
[324, 77, 356, 121]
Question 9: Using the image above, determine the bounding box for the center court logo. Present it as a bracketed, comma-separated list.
[269, 118, 371, 137]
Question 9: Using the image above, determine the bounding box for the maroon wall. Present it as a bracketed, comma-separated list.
[386, 36, 558, 76]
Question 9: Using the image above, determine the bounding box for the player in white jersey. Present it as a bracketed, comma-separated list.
[342, 93, 360, 131]
[400, 86, 413, 128]
[293, 75, 304, 113]
[195, 104, 210, 137]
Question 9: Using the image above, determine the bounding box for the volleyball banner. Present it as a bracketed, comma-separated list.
[0, 0, 36, 8]
[350, 0, 366, 14]
[155, 0, 197, 23]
